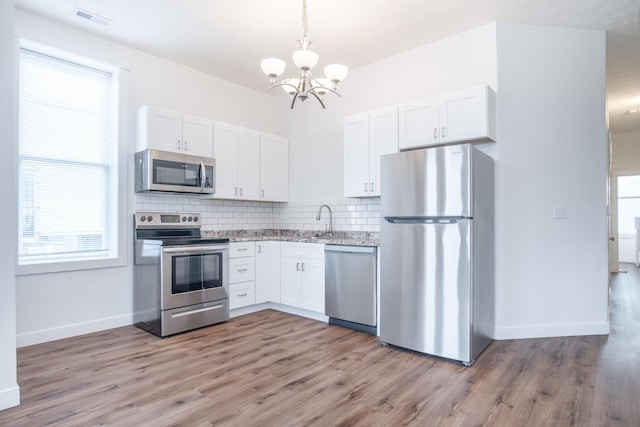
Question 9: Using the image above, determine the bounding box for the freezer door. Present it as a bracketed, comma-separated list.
[380, 144, 471, 218]
[380, 219, 472, 362]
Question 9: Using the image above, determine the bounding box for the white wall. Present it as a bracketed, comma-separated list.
[611, 129, 640, 171]
[494, 23, 609, 339]
[286, 23, 498, 201]
[0, 0, 20, 411]
[14, 10, 283, 347]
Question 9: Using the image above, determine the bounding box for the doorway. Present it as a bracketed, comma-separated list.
[617, 174, 640, 265]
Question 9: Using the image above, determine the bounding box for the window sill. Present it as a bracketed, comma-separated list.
[16, 255, 126, 276]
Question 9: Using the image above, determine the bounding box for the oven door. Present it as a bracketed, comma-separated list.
[161, 244, 229, 310]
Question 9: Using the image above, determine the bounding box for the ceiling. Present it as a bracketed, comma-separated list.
[14, 0, 640, 133]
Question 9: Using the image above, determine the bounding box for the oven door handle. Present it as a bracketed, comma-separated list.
[163, 245, 228, 254]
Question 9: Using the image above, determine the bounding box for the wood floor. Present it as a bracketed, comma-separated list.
[2, 265, 639, 427]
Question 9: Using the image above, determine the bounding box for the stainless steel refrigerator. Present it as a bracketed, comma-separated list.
[379, 143, 494, 366]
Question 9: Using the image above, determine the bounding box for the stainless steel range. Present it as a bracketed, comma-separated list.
[134, 212, 229, 337]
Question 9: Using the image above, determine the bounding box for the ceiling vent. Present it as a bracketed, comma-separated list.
[73, 7, 112, 26]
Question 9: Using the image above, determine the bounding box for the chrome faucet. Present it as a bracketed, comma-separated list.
[316, 204, 333, 235]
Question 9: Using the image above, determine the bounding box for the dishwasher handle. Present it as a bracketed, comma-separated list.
[325, 245, 376, 254]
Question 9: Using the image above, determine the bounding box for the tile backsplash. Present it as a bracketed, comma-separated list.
[135, 195, 381, 232]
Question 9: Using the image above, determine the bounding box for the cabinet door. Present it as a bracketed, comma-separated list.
[237, 128, 260, 200]
[439, 85, 490, 143]
[369, 107, 398, 197]
[300, 258, 325, 313]
[145, 106, 183, 153]
[213, 122, 239, 199]
[343, 113, 370, 197]
[398, 97, 439, 150]
[259, 134, 289, 202]
[182, 114, 213, 157]
[255, 242, 270, 304]
[280, 257, 301, 307]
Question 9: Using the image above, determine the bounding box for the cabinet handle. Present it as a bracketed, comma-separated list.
[364, 182, 368, 192]
[261, 189, 265, 198]
[257, 245, 262, 254]
[234, 187, 238, 195]
[301, 262, 305, 272]
[238, 247, 248, 252]
[237, 268, 248, 272]
[441, 126, 446, 138]
[238, 293, 248, 297]
[370, 182, 375, 192]
[239, 187, 243, 196]
[184, 141, 188, 151]
[177, 140, 181, 150]
[433, 128, 438, 139]
[296, 262, 300, 271]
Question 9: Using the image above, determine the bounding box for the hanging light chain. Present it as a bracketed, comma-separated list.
[302, 0, 308, 38]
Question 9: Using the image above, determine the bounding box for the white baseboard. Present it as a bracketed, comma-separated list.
[0, 384, 20, 411]
[16, 314, 133, 348]
[230, 303, 329, 323]
[493, 321, 610, 340]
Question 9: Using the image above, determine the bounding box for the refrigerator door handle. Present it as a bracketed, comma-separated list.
[384, 216, 469, 224]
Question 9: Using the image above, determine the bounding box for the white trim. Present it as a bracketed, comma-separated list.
[493, 321, 610, 340]
[16, 314, 133, 348]
[0, 385, 20, 411]
[230, 302, 329, 323]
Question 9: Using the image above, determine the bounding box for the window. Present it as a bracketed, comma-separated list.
[618, 175, 640, 235]
[18, 44, 121, 269]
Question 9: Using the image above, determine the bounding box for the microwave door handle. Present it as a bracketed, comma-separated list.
[199, 160, 206, 193]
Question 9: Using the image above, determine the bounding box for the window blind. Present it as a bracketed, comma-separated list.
[18, 47, 116, 263]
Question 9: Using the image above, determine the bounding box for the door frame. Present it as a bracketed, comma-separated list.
[610, 168, 640, 272]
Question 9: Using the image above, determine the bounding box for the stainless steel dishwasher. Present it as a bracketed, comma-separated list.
[324, 245, 377, 334]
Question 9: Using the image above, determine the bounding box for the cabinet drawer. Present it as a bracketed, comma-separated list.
[229, 257, 255, 283]
[230, 242, 255, 258]
[229, 282, 256, 309]
[280, 242, 324, 259]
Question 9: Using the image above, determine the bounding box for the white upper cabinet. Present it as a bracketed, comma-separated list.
[213, 122, 260, 200]
[259, 133, 289, 202]
[136, 105, 213, 157]
[398, 85, 496, 150]
[344, 107, 398, 197]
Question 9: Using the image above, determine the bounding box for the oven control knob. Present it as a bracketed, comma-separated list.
[194, 216, 198, 222]
[147, 215, 153, 222]
[140, 216, 146, 222]
[182, 216, 187, 222]
[188, 216, 193, 222]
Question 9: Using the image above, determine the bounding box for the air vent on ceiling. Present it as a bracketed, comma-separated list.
[73, 7, 112, 26]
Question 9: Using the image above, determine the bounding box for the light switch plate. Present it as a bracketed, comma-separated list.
[553, 206, 566, 219]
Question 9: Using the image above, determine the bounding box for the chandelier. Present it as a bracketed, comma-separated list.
[260, 0, 348, 109]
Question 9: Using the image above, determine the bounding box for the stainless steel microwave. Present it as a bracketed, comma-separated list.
[135, 149, 215, 194]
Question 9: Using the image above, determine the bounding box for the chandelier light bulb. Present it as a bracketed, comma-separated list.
[281, 78, 300, 95]
[324, 64, 348, 86]
[292, 49, 319, 70]
[261, 58, 286, 84]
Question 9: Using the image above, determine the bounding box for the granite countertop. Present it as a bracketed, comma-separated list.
[203, 229, 380, 247]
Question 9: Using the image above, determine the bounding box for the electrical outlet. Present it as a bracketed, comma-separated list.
[552, 206, 566, 219]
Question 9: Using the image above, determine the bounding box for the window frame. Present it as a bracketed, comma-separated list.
[16, 39, 127, 276]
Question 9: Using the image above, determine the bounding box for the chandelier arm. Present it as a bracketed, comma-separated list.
[290, 93, 298, 109]
[308, 90, 326, 109]
[308, 84, 342, 98]
[266, 82, 301, 93]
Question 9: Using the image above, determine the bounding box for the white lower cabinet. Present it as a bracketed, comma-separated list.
[229, 242, 256, 309]
[280, 242, 325, 313]
[255, 241, 281, 304]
